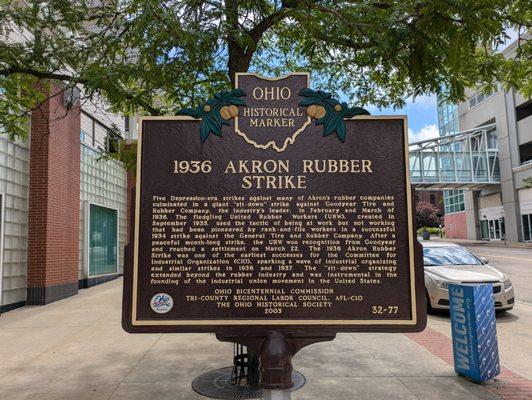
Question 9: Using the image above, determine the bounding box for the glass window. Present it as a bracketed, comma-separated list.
[468, 84, 499, 109]
[89, 204, 118, 276]
[94, 124, 108, 150]
[423, 246, 483, 266]
[516, 100, 532, 122]
[523, 214, 531, 241]
[437, 93, 459, 137]
[81, 113, 94, 145]
[443, 189, 465, 214]
[486, 128, 498, 149]
[519, 141, 532, 165]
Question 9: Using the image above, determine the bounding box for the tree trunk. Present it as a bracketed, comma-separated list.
[225, 0, 256, 87]
[228, 47, 254, 87]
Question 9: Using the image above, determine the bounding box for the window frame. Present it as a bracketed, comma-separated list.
[443, 189, 465, 215]
[519, 141, 532, 166]
[80, 110, 121, 152]
[468, 84, 500, 110]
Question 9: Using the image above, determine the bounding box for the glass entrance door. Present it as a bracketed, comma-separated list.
[88, 204, 118, 276]
[480, 220, 489, 239]
[488, 218, 504, 240]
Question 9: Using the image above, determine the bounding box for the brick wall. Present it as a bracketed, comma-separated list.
[27, 84, 80, 304]
[444, 211, 467, 239]
[125, 141, 137, 243]
[414, 191, 444, 214]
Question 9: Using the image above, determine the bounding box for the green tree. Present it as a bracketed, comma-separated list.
[0, 0, 531, 139]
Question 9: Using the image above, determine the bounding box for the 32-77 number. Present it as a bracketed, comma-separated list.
[371, 305, 399, 315]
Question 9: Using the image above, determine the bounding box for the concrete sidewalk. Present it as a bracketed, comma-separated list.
[0, 279, 530, 400]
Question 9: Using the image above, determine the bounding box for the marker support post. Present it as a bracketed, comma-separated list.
[263, 389, 291, 400]
[217, 330, 335, 399]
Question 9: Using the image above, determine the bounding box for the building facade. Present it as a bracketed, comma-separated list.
[0, 87, 128, 312]
[0, 5, 130, 312]
[435, 94, 467, 237]
[439, 39, 532, 242]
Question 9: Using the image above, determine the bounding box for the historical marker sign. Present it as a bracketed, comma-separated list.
[122, 73, 426, 333]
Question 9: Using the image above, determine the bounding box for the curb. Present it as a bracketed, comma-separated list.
[427, 237, 532, 249]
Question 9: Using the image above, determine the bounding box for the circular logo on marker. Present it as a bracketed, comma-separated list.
[150, 293, 173, 314]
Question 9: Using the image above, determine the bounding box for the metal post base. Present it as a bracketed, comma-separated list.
[263, 389, 291, 400]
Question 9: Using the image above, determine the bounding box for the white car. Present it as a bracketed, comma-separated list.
[423, 241, 515, 312]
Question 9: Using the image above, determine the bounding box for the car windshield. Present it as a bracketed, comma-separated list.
[423, 246, 482, 266]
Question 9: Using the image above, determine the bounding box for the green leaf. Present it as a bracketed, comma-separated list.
[213, 108, 231, 126]
[299, 97, 320, 106]
[316, 90, 332, 99]
[1, 0, 529, 143]
[205, 115, 222, 136]
[177, 107, 202, 118]
[323, 116, 340, 136]
[200, 122, 210, 143]
[336, 121, 347, 142]
[227, 98, 246, 106]
[212, 107, 222, 123]
[323, 97, 338, 107]
[229, 88, 246, 97]
[316, 107, 333, 126]
[299, 88, 315, 97]
[343, 107, 370, 118]
[206, 98, 218, 107]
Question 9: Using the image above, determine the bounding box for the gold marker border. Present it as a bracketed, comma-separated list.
[131, 115, 417, 326]
[234, 72, 312, 153]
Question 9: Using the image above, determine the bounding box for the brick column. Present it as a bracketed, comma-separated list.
[125, 140, 137, 243]
[27, 84, 81, 305]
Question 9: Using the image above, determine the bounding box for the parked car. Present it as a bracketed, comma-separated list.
[422, 241, 515, 312]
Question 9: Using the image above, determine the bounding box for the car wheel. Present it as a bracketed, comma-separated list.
[426, 291, 434, 314]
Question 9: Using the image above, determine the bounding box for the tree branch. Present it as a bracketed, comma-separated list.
[246, 7, 291, 44]
[0, 66, 162, 115]
[0, 66, 87, 83]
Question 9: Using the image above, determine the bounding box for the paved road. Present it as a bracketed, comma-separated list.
[463, 245, 532, 304]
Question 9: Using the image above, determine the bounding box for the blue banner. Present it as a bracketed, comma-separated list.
[448, 284, 500, 382]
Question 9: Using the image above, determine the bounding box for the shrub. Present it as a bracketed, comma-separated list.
[417, 227, 443, 235]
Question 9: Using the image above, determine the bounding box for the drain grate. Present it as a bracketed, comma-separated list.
[192, 367, 306, 399]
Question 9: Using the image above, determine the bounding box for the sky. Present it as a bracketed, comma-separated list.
[366, 94, 440, 144]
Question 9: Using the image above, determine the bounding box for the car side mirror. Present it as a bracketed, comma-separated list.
[479, 257, 489, 264]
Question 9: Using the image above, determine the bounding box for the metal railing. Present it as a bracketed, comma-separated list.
[409, 124, 500, 189]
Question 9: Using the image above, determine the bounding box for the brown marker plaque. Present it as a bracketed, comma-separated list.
[122, 74, 426, 334]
